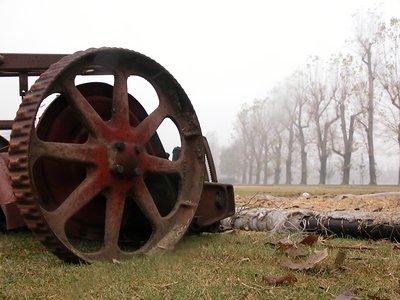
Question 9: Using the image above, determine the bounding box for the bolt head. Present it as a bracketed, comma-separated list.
[115, 164, 124, 174]
[132, 167, 141, 176]
[135, 145, 143, 154]
[115, 141, 125, 151]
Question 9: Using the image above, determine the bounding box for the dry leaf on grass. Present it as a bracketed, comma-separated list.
[112, 258, 122, 265]
[277, 237, 295, 249]
[266, 239, 291, 248]
[393, 244, 400, 250]
[285, 245, 309, 258]
[281, 248, 328, 271]
[334, 289, 362, 300]
[262, 274, 297, 286]
[299, 234, 319, 246]
[334, 249, 347, 269]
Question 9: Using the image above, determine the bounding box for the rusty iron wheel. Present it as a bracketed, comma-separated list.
[8, 48, 205, 263]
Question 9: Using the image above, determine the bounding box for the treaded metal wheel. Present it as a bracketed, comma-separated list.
[8, 48, 205, 263]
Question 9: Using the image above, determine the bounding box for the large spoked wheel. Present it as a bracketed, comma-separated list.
[9, 48, 205, 263]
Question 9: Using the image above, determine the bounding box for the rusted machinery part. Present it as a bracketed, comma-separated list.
[0, 153, 14, 205]
[0, 153, 25, 230]
[202, 137, 218, 182]
[9, 47, 205, 263]
[0, 135, 8, 152]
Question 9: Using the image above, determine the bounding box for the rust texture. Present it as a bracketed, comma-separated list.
[0, 53, 66, 76]
[193, 182, 235, 229]
[0, 153, 14, 205]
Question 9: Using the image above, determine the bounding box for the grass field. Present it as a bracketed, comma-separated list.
[1, 185, 400, 299]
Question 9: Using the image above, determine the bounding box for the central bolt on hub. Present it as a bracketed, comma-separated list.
[115, 141, 125, 151]
[111, 142, 144, 178]
[115, 164, 125, 174]
[134, 145, 143, 154]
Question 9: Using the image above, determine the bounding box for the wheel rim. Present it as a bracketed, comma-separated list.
[9, 48, 205, 262]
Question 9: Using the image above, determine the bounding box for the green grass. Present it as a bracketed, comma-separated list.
[1, 184, 400, 299]
[1, 230, 400, 299]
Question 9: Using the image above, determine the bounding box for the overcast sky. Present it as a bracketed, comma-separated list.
[1, 0, 399, 150]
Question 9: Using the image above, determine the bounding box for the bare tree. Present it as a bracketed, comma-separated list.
[351, 9, 383, 185]
[231, 100, 269, 184]
[232, 104, 252, 183]
[288, 71, 311, 184]
[278, 85, 297, 184]
[330, 54, 364, 184]
[249, 100, 268, 184]
[285, 122, 295, 184]
[377, 18, 400, 184]
[306, 56, 340, 184]
[271, 125, 283, 184]
[219, 140, 244, 183]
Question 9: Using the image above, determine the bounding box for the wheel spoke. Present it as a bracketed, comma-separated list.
[142, 154, 181, 174]
[132, 179, 162, 229]
[104, 188, 126, 249]
[111, 73, 129, 129]
[63, 81, 106, 137]
[31, 137, 103, 165]
[134, 106, 166, 145]
[42, 174, 104, 230]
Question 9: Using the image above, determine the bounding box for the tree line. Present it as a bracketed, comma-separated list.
[218, 12, 400, 185]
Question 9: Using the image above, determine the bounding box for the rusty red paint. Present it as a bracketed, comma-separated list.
[193, 182, 235, 229]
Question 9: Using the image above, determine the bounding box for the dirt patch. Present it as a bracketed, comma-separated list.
[236, 193, 400, 213]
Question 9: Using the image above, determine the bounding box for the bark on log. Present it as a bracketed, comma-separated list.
[335, 192, 400, 199]
[221, 207, 400, 241]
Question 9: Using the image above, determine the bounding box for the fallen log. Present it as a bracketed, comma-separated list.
[221, 207, 400, 241]
[335, 191, 400, 199]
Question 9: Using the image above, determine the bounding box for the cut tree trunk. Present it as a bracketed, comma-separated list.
[221, 206, 400, 241]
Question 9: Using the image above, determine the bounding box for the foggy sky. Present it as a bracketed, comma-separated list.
[1, 0, 399, 149]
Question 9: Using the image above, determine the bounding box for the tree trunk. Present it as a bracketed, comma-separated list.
[255, 164, 261, 184]
[263, 162, 268, 184]
[241, 159, 248, 184]
[273, 135, 282, 185]
[342, 152, 351, 185]
[248, 159, 253, 184]
[319, 154, 327, 184]
[263, 143, 269, 184]
[318, 130, 328, 184]
[274, 147, 282, 184]
[398, 125, 400, 185]
[299, 129, 307, 185]
[300, 150, 307, 185]
[366, 45, 377, 185]
[285, 124, 294, 184]
[341, 112, 358, 185]
[367, 127, 376, 185]
[285, 159, 292, 185]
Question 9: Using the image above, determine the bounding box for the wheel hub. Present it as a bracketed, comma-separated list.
[110, 141, 143, 178]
